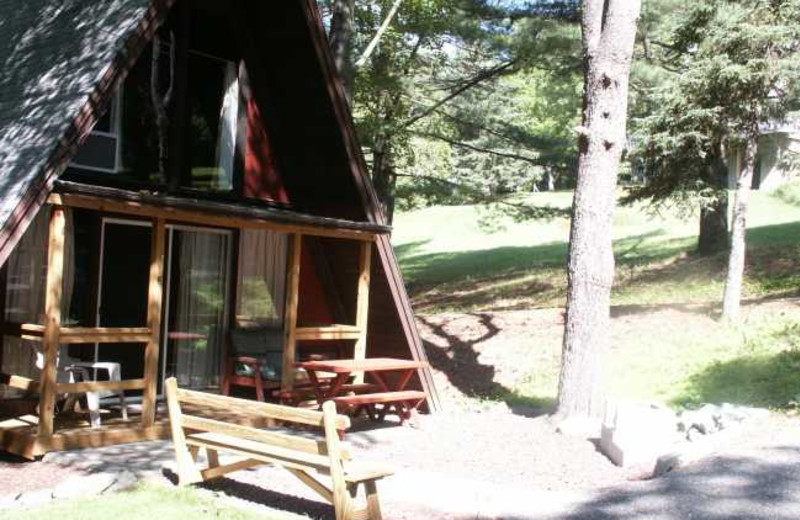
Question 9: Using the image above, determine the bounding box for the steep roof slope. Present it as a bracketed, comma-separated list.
[0, 0, 440, 410]
[0, 0, 170, 266]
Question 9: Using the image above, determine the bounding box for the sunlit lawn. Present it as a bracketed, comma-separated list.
[394, 190, 800, 313]
[397, 189, 800, 409]
[4, 483, 293, 520]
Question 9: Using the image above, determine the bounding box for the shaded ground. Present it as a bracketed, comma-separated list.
[418, 298, 800, 411]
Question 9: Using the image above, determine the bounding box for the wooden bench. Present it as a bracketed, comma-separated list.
[333, 390, 427, 424]
[164, 377, 393, 520]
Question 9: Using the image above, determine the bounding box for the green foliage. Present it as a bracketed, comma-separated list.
[319, 1, 583, 214]
[628, 0, 800, 212]
[774, 180, 800, 207]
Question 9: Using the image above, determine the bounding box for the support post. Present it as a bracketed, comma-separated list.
[142, 218, 165, 427]
[38, 206, 66, 438]
[352, 241, 372, 384]
[281, 233, 302, 394]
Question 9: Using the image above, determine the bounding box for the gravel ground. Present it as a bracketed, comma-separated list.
[0, 452, 82, 497]
[3, 303, 800, 518]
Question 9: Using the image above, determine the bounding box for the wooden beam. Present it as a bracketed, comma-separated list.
[295, 325, 361, 341]
[38, 207, 65, 439]
[1, 324, 150, 344]
[142, 218, 165, 427]
[60, 327, 151, 344]
[56, 378, 145, 394]
[352, 241, 372, 384]
[0, 372, 39, 393]
[281, 233, 302, 394]
[48, 193, 378, 242]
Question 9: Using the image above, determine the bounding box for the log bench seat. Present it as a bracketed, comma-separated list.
[165, 377, 393, 520]
[332, 390, 427, 424]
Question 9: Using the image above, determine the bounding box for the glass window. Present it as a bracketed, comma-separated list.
[118, 44, 167, 184]
[69, 93, 120, 174]
[184, 54, 239, 192]
[236, 230, 288, 327]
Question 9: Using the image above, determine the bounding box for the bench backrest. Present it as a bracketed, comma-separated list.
[164, 377, 352, 464]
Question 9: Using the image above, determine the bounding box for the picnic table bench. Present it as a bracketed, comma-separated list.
[295, 358, 428, 424]
[165, 377, 393, 520]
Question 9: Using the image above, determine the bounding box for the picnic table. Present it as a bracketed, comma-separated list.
[295, 357, 428, 424]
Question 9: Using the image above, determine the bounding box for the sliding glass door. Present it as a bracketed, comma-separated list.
[163, 226, 232, 390]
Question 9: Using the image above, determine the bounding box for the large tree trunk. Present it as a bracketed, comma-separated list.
[329, 0, 356, 100]
[698, 146, 730, 255]
[722, 131, 757, 320]
[698, 196, 729, 255]
[556, 0, 641, 421]
[372, 133, 398, 224]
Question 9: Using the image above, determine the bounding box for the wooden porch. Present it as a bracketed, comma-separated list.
[0, 396, 286, 459]
[0, 185, 393, 459]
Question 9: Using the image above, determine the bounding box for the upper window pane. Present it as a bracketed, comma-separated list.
[184, 54, 238, 192]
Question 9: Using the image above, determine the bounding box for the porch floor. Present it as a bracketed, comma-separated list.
[0, 397, 278, 460]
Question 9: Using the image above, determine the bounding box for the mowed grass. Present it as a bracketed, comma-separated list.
[394, 190, 800, 313]
[5, 483, 293, 520]
[396, 190, 800, 409]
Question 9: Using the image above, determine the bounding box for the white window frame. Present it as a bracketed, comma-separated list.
[69, 89, 123, 174]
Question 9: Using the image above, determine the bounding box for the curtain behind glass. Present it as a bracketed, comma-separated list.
[215, 61, 238, 191]
[2, 208, 74, 379]
[173, 230, 229, 389]
[236, 230, 288, 328]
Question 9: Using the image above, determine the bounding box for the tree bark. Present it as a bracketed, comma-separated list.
[698, 195, 729, 255]
[722, 130, 757, 320]
[372, 134, 398, 223]
[151, 32, 175, 182]
[329, 0, 356, 100]
[698, 145, 730, 255]
[557, 0, 641, 420]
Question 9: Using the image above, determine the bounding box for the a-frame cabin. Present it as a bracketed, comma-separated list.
[0, 0, 438, 459]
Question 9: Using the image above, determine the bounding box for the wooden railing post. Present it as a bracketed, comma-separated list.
[38, 206, 66, 438]
[281, 233, 302, 394]
[352, 241, 372, 384]
[142, 218, 165, 427]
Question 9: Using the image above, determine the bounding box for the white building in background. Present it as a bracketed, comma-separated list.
[728, 112, 800, 190]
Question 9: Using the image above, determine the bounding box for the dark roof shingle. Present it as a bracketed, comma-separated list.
[0, 0, 156, 261]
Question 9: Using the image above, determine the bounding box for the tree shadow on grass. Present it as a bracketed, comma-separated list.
[418, 313, 508, 399]
[161, 469, 334, 520]
[418, 313, 555, 417]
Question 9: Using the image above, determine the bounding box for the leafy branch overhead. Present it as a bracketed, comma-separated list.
[320, 0, 583, 222]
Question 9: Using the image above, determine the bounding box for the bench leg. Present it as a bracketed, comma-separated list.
[365, 480, 383, 520]
[207, 448, 220, 468]
[188, 445, 200, 462]
[175, 447, 203, 486]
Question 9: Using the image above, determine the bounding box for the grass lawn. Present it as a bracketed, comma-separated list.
[394, 190, 800, 313]
[4, 483, 290, 520]
[397, 189, 800, 410]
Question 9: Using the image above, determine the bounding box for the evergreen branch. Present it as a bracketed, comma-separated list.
[401, 60, 517, 128]
[414, 131, 541, 165]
